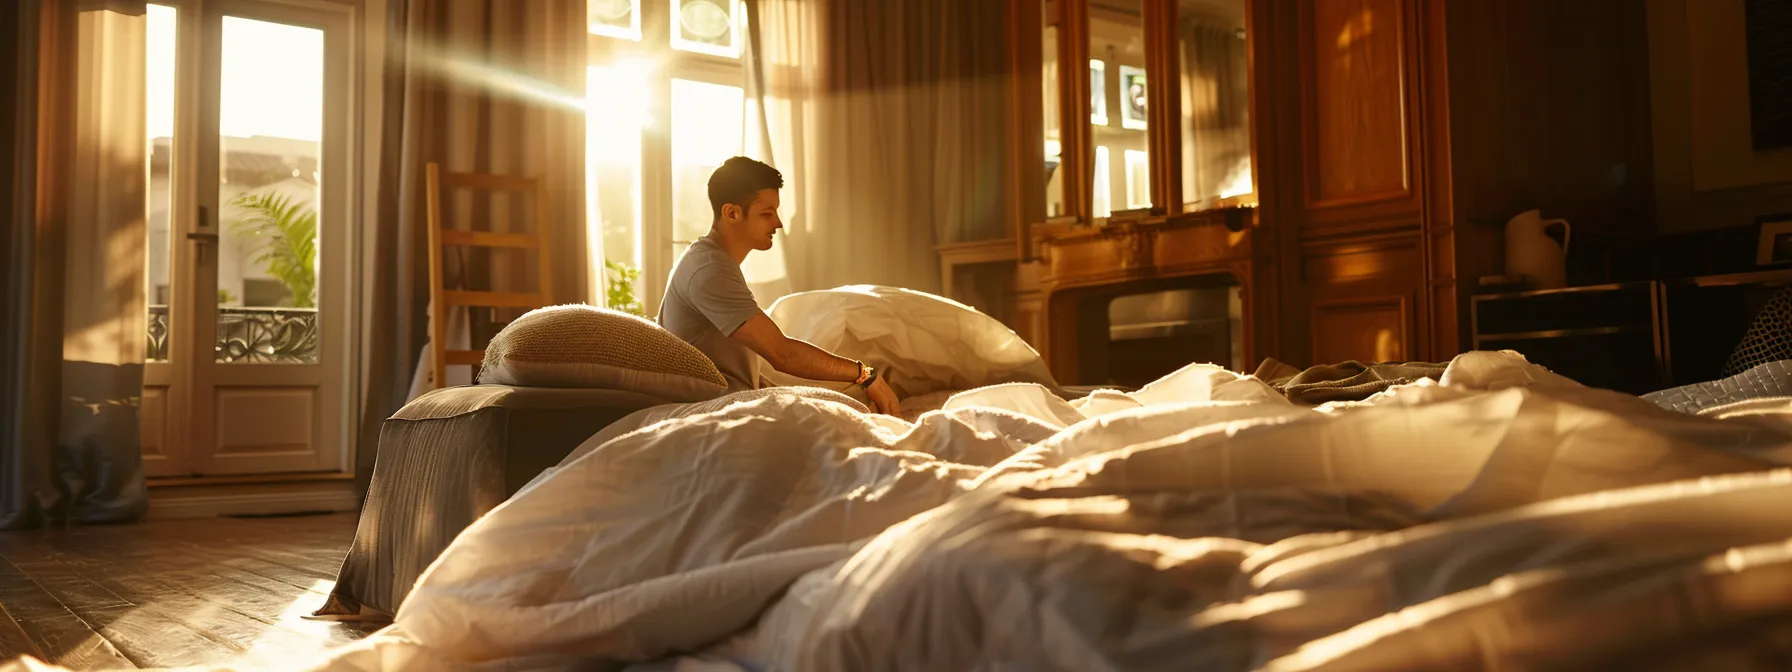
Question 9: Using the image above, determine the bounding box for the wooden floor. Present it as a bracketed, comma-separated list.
[0, 513, 382, 670]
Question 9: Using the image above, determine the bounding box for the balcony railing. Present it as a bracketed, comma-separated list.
[147, 304, 319, 364]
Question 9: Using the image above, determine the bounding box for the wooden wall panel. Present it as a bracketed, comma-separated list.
[1312, 297, 1409, 363]
[1308, 0, 1409, 208]
[1446, 0, 1654, 238]
[1297, 237, 1424, 365]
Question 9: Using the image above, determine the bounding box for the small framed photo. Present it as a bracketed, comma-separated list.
[1755, 212, 1792, 266]
[1119, 65, 1147, 130]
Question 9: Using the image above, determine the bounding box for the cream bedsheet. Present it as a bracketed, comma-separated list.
[12, 353, 1792, 672]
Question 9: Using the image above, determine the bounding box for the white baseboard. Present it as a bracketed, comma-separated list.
[147, 480, 361, 520]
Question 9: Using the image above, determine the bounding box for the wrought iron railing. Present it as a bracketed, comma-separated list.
[147, 304, 320, 364]
[147, 304, 170, 361]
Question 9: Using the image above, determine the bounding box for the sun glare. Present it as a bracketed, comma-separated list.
[221, 17, 324, 141]
[146, 5, 176, 141]
[144, 9, 324, 142]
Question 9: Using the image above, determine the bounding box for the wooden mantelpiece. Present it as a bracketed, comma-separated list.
[936, 208, 1259, 385]
[1033, 207, 1255, 289]
[1032, 206, 1258, 383]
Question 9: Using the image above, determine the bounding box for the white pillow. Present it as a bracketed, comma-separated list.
[478, 305, 728, 402]
[763, 285, 1059, 398]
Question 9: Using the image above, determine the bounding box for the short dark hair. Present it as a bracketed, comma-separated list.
[708, 156, 783, 223]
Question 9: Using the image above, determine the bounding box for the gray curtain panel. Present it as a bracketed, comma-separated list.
[2, 0, 152, 531]
[744, 0, 1016, 297]
[355, 0, 588, 496]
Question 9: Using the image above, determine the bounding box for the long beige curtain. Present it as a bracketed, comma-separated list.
[358, 0, 587, 490]
[2, 0, 151, 529]
[743, 0, 1015, 297]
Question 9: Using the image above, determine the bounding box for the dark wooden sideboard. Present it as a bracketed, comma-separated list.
[1471, 270, 1792, 394]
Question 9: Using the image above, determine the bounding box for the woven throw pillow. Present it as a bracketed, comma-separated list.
[478, 305, 728, 402]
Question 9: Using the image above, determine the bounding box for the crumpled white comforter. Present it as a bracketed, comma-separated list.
[14, 352, 1792, 672]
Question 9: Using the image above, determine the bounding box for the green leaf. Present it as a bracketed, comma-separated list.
[604, 258, 644, 317]
[227, 191, 318, 308]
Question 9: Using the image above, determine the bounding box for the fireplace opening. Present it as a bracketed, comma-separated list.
[1071, 277, 1243, 388]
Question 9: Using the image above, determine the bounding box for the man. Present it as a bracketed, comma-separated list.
[657, 157, 902, 416]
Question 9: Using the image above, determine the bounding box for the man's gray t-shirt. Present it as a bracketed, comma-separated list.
[658, 236, 764, 392]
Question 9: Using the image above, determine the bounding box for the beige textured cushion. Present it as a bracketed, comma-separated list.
[478, 305, 728, 402]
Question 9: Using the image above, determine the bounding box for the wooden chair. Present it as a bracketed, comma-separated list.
[424, 162, 554, 389]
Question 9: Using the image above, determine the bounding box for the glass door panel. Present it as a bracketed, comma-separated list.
[140, 2, 183, 478]
[183, 0, 350, 477]
[1043, 21, 1066, 219]
[1176, 0, 1253, 210]
[1091, 0, 1147, 219]
[215, 15, 324, 364]
[146, 4, 178, 364]
[137, 0, 350, 478]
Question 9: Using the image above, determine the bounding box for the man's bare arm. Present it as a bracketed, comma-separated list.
[729, 313, 861, 381]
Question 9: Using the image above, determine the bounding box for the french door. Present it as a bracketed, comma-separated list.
[139, 0, 355, 477]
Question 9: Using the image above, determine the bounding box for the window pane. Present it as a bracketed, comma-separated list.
[146, 4, 176, 362]
[588, 63, 648, 312]
[671, 78, 744, 250]
[590, 0, 641, 40]
[217, 16, 324, 364]
[1093, 0, 1148, 217]
[1178, 0, 1253, 209]
[672, 0, 740, 58]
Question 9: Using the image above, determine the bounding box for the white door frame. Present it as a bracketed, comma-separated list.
[145, 0, 360, 477]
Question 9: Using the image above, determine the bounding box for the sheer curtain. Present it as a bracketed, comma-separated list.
[743, 0, 1015, 296]
[357, 0, 587, 492]
[2, 0, 152, 530]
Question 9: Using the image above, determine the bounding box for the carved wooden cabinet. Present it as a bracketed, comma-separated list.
[946, 0, 1619, 383]
[1020, 0, 1265, 385]
[1252, 0, 1474, 370]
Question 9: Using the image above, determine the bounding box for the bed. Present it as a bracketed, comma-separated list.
[16, 286, 1792, 672]
[313, 385, 675, 619]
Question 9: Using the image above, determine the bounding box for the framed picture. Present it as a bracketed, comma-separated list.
[1755, 212, 1792, 266]
[1090, 60, 1109, 126]
[1119, 65, 1147, 130]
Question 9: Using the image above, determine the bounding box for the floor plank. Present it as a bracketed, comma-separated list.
[0, 602, 44, 664]
[0, 556, 135, 669]
[0, 513, 367, 670]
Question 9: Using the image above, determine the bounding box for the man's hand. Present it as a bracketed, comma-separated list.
[730, 313, 905, 416]
[864, 376, 901, 416]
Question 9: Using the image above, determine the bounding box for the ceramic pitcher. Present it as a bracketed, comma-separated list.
[1505, 209, 1571, 290]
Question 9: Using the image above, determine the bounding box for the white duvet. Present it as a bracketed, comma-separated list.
[14, 296, 1792, 670]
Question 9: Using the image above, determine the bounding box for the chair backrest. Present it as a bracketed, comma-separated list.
[423, 162, 555, 389]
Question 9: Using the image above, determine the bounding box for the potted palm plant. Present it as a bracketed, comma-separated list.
[228, 191, 317, 308]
